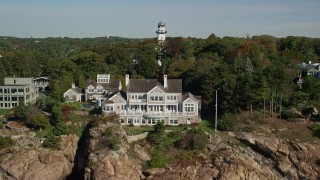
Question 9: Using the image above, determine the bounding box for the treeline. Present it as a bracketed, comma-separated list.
[1, 34, 320, 119]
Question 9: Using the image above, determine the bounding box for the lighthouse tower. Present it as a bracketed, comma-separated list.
[156, 21, 167, 66]
[156, 21, 167, 45]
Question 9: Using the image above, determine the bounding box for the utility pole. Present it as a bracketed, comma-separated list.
[279, 94, 283, 119]
[215, 90, 218, 132]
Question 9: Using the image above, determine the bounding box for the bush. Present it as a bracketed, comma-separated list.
[175, 128, 208, 151]
[218, 113, 237, 131]
[101, 127, 121, 150]
[0, 121, 3, 129]
[43, 134, 61, 149]
[148, 146, 167, 168]
[280, 111, 296, 120]
[147, 122, 165, 145]
[242, 126, 255, 132]
[52, 121, 69, 136]
[0, 136, 15, 150]
[308, 124, 320, 137]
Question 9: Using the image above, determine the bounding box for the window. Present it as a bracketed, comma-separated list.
[88, 88, 94, 93]
[4, 89, 7, 94]
[105, 105, 113, 111]
[11, 88, 17, 93]
[97, 88, 103, 93]
[120, 119, 125, 124]
[150, 95, 164, 101]
[167, 95, 176, 101]
[151, 119, 156, 124]
[0, 97, 2, 101]
[0, 89, 2, 93]
[142, 119, 146, 124]
[185, 103, 195, 112]
[128, 119, 133, 124]
[134, 119, 140, 124]
[18, 88, 24, 93]
[11, 97, 17, 101]
[170, 119, 178, 124]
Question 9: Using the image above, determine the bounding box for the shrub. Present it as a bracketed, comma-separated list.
[218, 113, 237, 131]
[0, 121, 3, 129]
[52, 121, 69, 136]
[281, 111, 296, 120]
[308, 124, 320, 137]
[148, 146, 167, 168]
[175, 128, 208, 151]
[30, 113, 50, 130]
[0, 136, 15, 150]
[147, 122, 165, 145]
[242, 126, 255, 132]
[43, 134, 61, 149]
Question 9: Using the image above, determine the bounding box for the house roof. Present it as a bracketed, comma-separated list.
[71, 88, 83, 94]
[86, 79, 120, 90]
[102, 90, 127, 104]
[64, 88, 83, 95]
[127, 79, 182, 93]
[182, 92, 199, 102]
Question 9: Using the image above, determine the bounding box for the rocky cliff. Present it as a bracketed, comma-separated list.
[84, 117, 144, 180]
[0, 134, 79, 180]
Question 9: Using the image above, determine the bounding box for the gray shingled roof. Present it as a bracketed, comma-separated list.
[86, 79, 120, 90]
[71, 88, 83, 94]
[127, 79, 182, 93]
[182, 92, 199, 102]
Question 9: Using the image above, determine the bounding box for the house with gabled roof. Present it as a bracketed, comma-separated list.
[101, 74, 201, 126]
[85, 74, 122, 103]
[63, 83, 83, 102]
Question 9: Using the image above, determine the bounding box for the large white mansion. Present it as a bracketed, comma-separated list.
[101, 75, 201, 126]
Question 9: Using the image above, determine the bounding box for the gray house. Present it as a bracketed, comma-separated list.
[0, 77, 39, 109]
[85, 74, 122, 103]
[101, 75, 201, 126]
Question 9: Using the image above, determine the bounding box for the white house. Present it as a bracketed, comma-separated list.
[85, 74, 122, 103]
[101, 75, 201, 126]
[63, 83, 83, 102]
[0, 77, 39, 109]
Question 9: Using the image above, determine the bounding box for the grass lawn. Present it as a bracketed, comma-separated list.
[199, 119, 216, 134]
[124, 119, 216, 136]
[124, 126, 154, 135]
[0, 109, 6, 116]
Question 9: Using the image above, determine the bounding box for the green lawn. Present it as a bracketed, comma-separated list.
[0, 109, 6, 116]
[124, 126, 154, 135]
[124, 119, 216, 136]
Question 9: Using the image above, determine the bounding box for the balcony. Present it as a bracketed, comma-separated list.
[128, 99, 147, 103]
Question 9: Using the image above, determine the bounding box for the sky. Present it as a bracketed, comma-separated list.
[0, 0, 319, 38]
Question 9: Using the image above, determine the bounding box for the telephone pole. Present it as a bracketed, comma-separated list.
[215, 90, 218, 132]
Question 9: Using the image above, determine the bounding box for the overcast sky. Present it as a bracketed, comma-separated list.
[0, 0, 319, 38]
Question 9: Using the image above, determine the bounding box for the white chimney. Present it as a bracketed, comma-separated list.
[125, 74, 130, 87]
[72, 83, 75, 88]
[164, 75, 167, 88]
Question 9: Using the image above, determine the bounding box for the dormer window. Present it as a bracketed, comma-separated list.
[88, 88, 94, 93]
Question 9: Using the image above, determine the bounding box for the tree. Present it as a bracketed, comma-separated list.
[52, 120, 69, 136]
[13, 102, 27, 121]
[31, 113, 50, 130]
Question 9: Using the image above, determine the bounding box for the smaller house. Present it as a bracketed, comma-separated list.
[85, 74, 122, 103]
[63, 83, 83, 102]
[301, 61, 320, 79]
[34, 77, 50, 92]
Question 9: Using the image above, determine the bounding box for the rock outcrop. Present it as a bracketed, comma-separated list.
[0, 134, 79, 180]
[237, 132, 320, 179]
[84, 117, 143, 180]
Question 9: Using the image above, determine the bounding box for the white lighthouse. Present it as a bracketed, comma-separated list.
[156, 21, 167, 45]
[156, 21, 167, 66]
